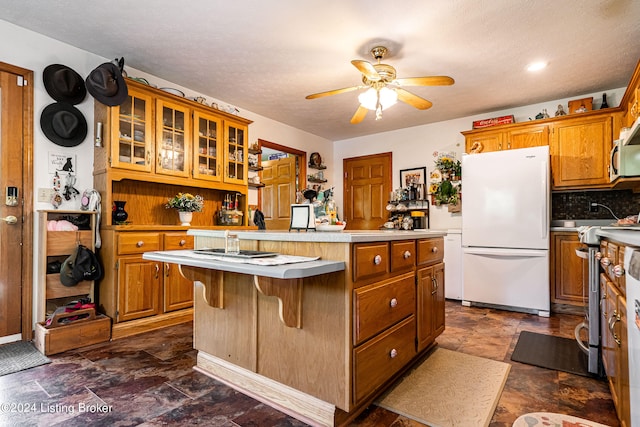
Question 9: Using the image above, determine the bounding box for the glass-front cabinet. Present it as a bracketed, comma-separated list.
[156, 100, 190, 178]
[110, 89, 153, 172]
[193, 111, 222, 182]
[224, 122, 247, 185]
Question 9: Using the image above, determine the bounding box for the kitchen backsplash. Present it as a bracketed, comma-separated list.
[552, 190, 640, 220]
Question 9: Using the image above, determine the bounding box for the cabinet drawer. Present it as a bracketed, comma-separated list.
[417, 238, 444, 265]
[353, 316, 416, 403]
[353, 242, 389, 282]
[164, 233, 194, 250]
[117, 232, 161, 255]
[354, 273, 415, 345]
[390, 240, 416, 272]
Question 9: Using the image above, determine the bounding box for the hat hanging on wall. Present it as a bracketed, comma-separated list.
[40, 102, 87, 147]
[43, 64, 86, 105]
[85, 60, 128, 106]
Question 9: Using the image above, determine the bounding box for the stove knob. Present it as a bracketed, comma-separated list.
[595, 251, 602, 260]
[613, 264, 625, 277]
[600, 257, 611, 267]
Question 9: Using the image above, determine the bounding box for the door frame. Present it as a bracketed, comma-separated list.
[1, 62, 34, 340]
[257, 139, 307, 208]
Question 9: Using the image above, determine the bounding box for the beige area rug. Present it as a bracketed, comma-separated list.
[376, 348, 510, 427]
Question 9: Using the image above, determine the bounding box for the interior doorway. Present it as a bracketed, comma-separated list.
[0, 62, 34, 342]
[343, 152, 392, 230]
[258, 139, 306, 230]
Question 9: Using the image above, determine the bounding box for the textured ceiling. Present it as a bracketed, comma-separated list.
[2, 0, 640, 141]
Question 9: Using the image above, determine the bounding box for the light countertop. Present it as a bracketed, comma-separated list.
[187, 229, 447, 243]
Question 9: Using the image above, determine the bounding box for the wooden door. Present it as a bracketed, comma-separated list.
[550, 115, 612, 189]
[0, 65, 33, 341]
[432, 262, 445, 337]
[416, 266, 435, 351]
[117, 256, 161, 322]
[506, 124, 549, 150]
[550, 232, 586, 305]
[343, 152, 391, 230]
[163, 232, 194, 312]
[262, 156, 297, 230]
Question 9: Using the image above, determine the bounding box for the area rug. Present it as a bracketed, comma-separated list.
[511, 331, 592, 377]
[376, 347, 510, 427]
[513, 412, 611, 427]
[0, 341, 51, 376]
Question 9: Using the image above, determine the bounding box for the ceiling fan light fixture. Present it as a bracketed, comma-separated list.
[526, 61, 548, 72]
[358, 87, 398, 111]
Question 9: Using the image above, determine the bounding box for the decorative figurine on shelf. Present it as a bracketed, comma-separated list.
[541, 109, 550, 119]
[555, 104, 567, 116]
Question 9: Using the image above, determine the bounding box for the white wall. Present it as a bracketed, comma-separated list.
[333, 87, 626, 230]
[0, 19, 332, 325]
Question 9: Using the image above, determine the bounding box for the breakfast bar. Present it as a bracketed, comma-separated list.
[143, 229, 446, 427]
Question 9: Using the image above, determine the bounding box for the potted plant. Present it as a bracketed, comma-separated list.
[166, 193, 204, 225]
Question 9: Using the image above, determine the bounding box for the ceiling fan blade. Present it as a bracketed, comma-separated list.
[396, 88, 433, 110]
[305, 86, 360, 99]
[395, 76, 455, 86]
[350, 105, 368, 124]
[351, 60, 381, 81]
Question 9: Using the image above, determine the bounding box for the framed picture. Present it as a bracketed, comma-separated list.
[400, 167, 426, 188]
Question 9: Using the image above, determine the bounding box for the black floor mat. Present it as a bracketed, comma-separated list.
[511, 331, 593, 377]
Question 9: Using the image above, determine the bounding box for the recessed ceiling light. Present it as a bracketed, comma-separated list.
[526, 61, 548, 72]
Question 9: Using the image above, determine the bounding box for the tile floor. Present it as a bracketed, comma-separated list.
[0, 301, 620, 426]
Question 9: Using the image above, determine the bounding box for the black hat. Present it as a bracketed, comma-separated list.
[43, 64, 86, 105]
[40, 102, 87, 147]
[60, 245, 102, 287]
[85, 62, 128, 106]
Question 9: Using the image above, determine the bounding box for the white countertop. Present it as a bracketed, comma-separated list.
[143, 250, 346, 279]
[597, 227, 640, 247]
[187, 229, 447, 243]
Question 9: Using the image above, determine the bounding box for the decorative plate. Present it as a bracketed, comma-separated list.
[309, 152, 322, 167]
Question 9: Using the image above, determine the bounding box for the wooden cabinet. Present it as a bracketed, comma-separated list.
[223, 122, 248, 185]
[37, 210, 97, 322]
[416, 262, 445, 351]
[193, 110, 222, 181]
[351, 237, 444, 405]
[463, 123, 549, 153]
[100, 230, 194, 337]
[550, 114, 612, 189]
[599, 238, 631, 427]
[156, 98, 190, 178]
[550, 232, 586, 306]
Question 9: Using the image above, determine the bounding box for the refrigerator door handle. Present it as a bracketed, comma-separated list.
[464, 247, 548, 257]
[541, 162, 548, 239]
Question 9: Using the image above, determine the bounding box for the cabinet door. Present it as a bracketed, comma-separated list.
[156, 99, 190, 177]
[163, 233, 194, 312]
[416, 262, 445, 352]
[192, 110, 222, 182]
[550, 232, 586, 306]
[110, 89, 154, 172]
[551, 115, 612, 189]
[506, 124, 549, 150]
[117, 256, 161, 322]
[223, 122, 248, 184]
[465, 131, 503, 153]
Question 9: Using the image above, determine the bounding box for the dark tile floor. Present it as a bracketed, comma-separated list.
[0, 302, 619, 427]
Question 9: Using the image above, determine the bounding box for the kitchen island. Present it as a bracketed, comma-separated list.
[143, 229, 446, 427]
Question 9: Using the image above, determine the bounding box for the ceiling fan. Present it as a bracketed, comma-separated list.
[306, 46, 454, 124]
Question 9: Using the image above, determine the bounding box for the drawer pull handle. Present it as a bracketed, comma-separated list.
[373, 255, 382, 265]
[389, 348, 398, 359]
[389, 298, 398, 308]
[154, 263, 160, 279]
[613, 264, 624, 277]
[179, 239, 186, 246]
[431, 246, 438, 253]
[165, 263, 170, 277]
[403, 250, 411, 259]
[136, 241, 145, 248]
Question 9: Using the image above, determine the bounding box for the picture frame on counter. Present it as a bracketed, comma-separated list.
[400, 167, 426, 188]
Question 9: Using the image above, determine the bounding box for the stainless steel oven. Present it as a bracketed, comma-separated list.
[575, 227, 602, 375]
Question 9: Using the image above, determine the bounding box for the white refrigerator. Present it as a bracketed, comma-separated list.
[461, 145, 550, 316]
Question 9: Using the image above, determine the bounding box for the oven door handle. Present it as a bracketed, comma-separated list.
[574, 321, 589, 354]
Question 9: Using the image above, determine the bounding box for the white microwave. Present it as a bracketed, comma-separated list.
[610, 139, 640, 181]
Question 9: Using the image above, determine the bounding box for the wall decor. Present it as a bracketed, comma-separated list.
[399, 167, 426, 188]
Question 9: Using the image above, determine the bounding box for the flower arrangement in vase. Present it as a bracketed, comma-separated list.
[166, 193, 204, 226]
